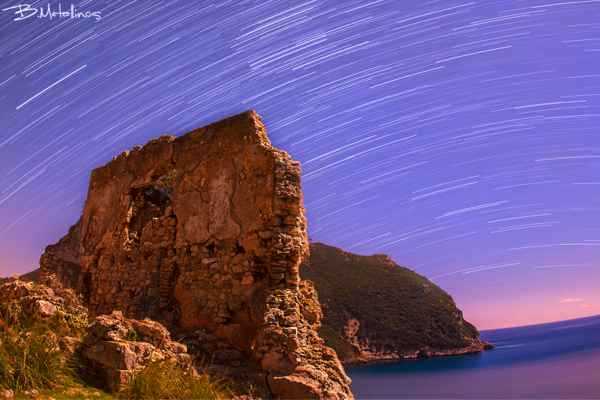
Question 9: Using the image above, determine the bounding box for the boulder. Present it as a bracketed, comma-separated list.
[82, 311, 191, 391]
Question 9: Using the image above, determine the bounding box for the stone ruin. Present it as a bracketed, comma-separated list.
[40, 110, 353, 399]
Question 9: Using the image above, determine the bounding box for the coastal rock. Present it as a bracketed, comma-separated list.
[483, 341, 495, 350]
[415, 337, 494, 358]
[40, 110, 353, 398]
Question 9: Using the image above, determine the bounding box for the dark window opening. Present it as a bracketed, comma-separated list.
[129, 170, 176, 235]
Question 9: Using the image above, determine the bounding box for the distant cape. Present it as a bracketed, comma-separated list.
[301, 242, 493, 363]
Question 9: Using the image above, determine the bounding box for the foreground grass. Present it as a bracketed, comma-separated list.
[14, 363, 234, 400]
[0, 321, 83, 393]
[117, 361, 232, 400]
[0, 278, 88, 394]
[34, 385, 115, 399]
[0, 278, 236, 399]
[0, 321, 233, 399]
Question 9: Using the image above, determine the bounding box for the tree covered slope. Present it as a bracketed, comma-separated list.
[300, 242, 484, 362]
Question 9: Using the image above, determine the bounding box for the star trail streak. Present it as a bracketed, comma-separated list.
[1, 0, 598, 329]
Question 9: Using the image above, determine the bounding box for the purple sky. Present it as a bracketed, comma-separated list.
[1, 0, 599, 329]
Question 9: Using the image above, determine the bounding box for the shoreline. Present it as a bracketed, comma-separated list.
[342, 339, 495, 365]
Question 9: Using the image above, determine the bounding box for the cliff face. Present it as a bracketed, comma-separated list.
[41, 111, 352, 399]
[301, 242, 493, 363]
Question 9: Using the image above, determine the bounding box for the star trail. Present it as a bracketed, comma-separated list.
[1, 0, 599, 329]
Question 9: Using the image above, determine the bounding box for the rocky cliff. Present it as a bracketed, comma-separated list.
[40, 111, 352, 399]
[301, 242, 493, 363]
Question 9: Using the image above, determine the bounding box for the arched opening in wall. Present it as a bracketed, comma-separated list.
[128, 170, 176, 240]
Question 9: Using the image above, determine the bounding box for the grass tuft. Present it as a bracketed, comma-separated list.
[0, 313, 84, 392]
[0, 277, 87, 393]
[117, 361, 231, 400]
[126, 328, 138, 342]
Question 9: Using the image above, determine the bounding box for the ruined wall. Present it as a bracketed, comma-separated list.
[40, 218, 83, 290]
[41, 110, 352, 399]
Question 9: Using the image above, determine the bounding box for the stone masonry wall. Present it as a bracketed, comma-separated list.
[40, 110, 352, 399]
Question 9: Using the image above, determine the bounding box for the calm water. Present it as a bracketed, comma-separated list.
[345, 314, 600, 399]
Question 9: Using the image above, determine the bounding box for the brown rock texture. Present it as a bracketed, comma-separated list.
[40, 110, 353, 399]
[39, 219, 83, 290]
[0, 280, 62, 320]
[83, 310, 191, 391]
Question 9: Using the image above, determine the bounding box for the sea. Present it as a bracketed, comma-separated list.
[345, 314, 600, 399]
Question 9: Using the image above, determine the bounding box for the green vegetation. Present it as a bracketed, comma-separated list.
[0, 278, 87, 394]
[126, 328, 139, 342]
[143, 170, 175, 216]
[317, 323, 362, 361]
[302, 243, 479, 360]
[43, 385, 114, 399]
[0, 323, 82, 393]
[117, 361, 232, 400]
[125, 169, 177, 233]
[44, 275, 89, 330]
[0, 276, 234, 399]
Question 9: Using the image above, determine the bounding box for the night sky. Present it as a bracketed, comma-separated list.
[1, 0, 598, 329]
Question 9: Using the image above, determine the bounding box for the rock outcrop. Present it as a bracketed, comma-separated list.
[83, 310, 191, 391]
[0, 280, 62, 320]
[0, 280, 191, 393]
[40, 110, 353, 399]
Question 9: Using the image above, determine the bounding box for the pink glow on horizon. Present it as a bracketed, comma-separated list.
[459, 296, 600, 330]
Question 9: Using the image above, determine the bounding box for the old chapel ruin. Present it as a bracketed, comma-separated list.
[40, 110, 352, 399]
